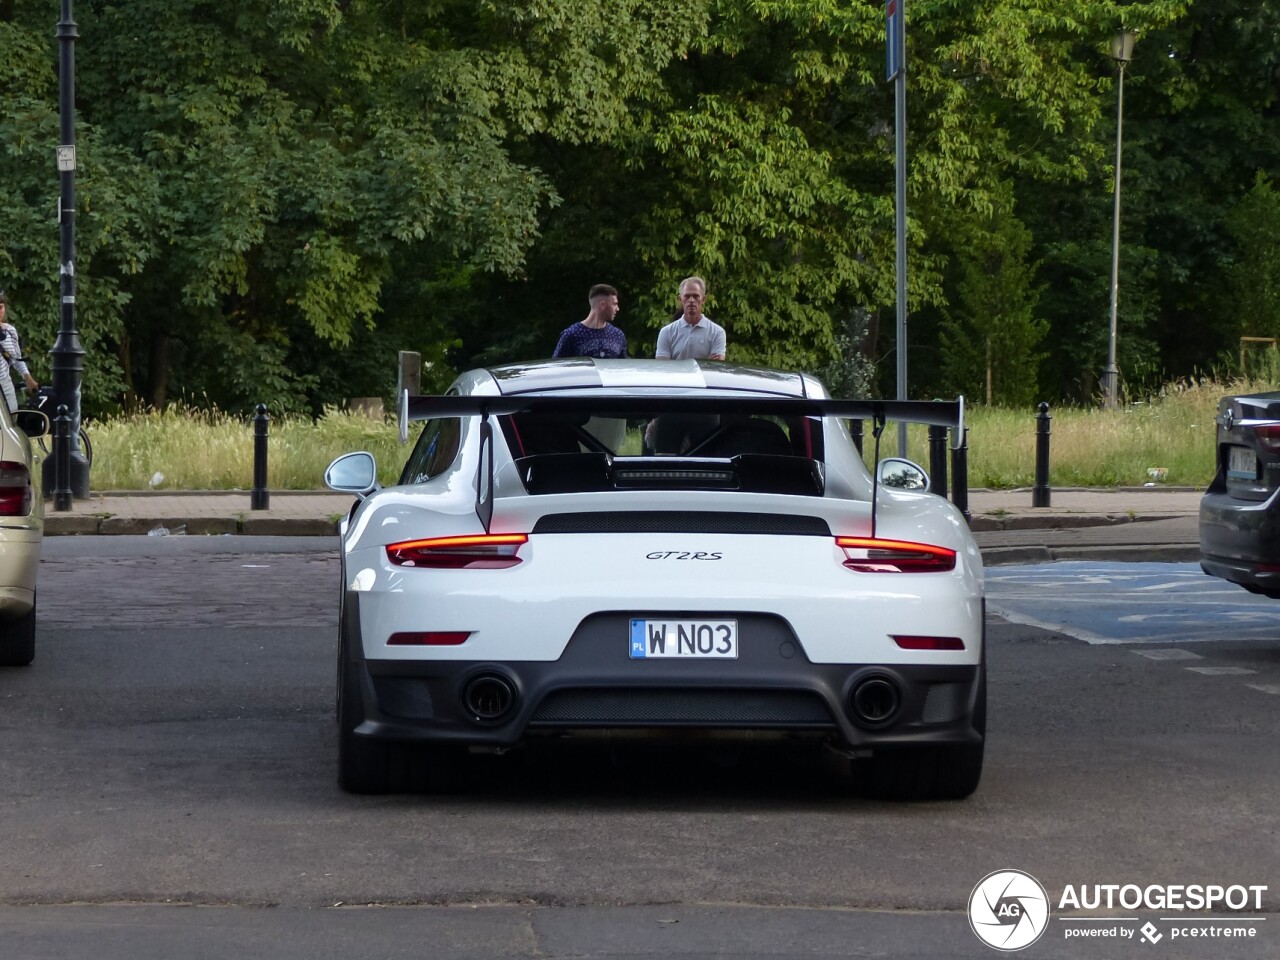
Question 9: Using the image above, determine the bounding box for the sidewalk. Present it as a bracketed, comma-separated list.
[39, 486, 1204, 564]
[964, 487, 1200, 565]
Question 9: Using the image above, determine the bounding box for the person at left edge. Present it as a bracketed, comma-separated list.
[552, 284, 628, 359]
[0, 290, 39, 415]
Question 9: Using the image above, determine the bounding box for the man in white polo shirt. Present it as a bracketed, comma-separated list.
[650, 276, 726, 453]
[655, 276, 726, 361]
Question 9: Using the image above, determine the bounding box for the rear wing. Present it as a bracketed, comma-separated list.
[396, 391, 965, 532]
[399, 392, 964, 446]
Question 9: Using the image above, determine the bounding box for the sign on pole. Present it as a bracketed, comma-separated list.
[886, 0, 903, 81]
[889, 0, 908, 455]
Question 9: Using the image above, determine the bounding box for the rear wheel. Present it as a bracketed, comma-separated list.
[0, 593, 36, 667]
[849, 742, 984, 801]
[337, 622, 459, 794]
[338, 624, 393, 794]
[850, 668, 986, 802]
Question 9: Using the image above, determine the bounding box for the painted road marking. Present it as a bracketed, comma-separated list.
[987, 561, 1280, 644]
[1246, 684, 1280, 695]
[1186, 666, 1257, 676]
[1131, 649, 1202, 661]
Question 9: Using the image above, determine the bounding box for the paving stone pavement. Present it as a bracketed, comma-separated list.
[38, 485, 1205, 564]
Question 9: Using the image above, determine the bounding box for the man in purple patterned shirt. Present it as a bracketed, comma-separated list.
[552, 284, 628, 359]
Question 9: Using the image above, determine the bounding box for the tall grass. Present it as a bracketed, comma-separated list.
[86, 406, 406, 490]
[890, 376, 1240, 489]
[80, 378, 1260, 490]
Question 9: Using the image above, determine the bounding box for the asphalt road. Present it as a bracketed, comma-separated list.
[1, 539, 1277, 959]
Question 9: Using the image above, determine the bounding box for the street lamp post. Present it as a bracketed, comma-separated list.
[1102, 30, 1135, 409]
[47, 0, 90, 506]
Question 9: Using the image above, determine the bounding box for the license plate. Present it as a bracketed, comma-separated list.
[629, 619, 738, 659]
[1228, 446, 1257, 480]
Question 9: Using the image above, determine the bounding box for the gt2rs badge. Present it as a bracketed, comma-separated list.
[645, 551, 723, 560]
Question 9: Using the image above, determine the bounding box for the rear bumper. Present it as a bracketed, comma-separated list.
[1199, 488, 1280, 591]
[0, 527, 41, 617]
[343, 593, 985, 752]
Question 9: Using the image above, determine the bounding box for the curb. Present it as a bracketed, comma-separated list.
[981, 544, 1200, 566]
[45, 516, 340, 537]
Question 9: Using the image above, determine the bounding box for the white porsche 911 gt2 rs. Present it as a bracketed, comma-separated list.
[325, 358, 984, 800]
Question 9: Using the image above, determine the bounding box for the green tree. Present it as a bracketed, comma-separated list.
[939, 193, 1047, 406]
[2, 0, 701, 413]
[1225, 174, 1280, 348]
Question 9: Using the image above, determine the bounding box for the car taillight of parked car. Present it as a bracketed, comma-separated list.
[1252, 424, 1280, 453]
[0, 461, 32, 516]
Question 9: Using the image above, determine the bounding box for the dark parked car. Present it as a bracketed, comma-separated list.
[1200, 390, 1280, 596]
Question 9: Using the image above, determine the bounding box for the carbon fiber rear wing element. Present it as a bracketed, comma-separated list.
[396, 390, 965, 532]
[399, 392, 964, 446]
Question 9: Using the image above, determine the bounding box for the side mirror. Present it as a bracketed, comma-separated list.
[876, 457, 930, 492]
[13, 410, 50, 439]
[325, 451, 379, 497]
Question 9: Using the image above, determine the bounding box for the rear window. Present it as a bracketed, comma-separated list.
[499, 409, 825, 496]
[502, 411, 820, 459]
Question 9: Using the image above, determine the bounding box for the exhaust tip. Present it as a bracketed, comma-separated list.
[849, 674, 901, 726]
[461, 673, 518, 723]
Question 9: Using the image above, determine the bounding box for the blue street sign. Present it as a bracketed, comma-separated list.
[886, 0, 903, 81]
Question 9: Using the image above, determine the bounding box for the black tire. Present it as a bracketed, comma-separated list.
[36, 427, 91, 467]
[0, 593, 36, 667]
[850, 669, 986, 801]
[337, 623, 393, 794]
[78, 427, 92, 468]
[336, 619, 459, 794]
[849, 742, 984, 801]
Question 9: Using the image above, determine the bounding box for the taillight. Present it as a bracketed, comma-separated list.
[0, 461, 33, 516]
[1254, 424, 1280, 453]
[385, 533, 528, 569]
[388, 631, 471, 645]
[835, 536, 956, 573]
[893, 635, 965, 650]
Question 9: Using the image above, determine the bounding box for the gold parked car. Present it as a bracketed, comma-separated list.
[0, 403, 48, 666]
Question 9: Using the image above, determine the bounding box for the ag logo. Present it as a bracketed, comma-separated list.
[968, 869, 1050, 951]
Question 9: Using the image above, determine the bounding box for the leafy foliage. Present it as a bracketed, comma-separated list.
[939, 190, 1047, 406]
[4, 0, 1278, 420]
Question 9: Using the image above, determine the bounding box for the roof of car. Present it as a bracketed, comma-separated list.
[476, 358, 813, 397]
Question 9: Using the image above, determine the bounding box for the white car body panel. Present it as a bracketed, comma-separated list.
[346, 486, 983, 666]
[327, 359, 986, 799]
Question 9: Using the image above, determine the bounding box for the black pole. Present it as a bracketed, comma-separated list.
[45, 0, 89, 506]
[850, 418, 864, 454]
[950, 427, 970, 525]
[1033, 401, 1052, 507]
[928, 424, 948, 498]
[52, 404, 72, 512]
[251, 403, 270, 510]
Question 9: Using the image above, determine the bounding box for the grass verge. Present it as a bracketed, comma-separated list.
[78, 378, 1254, 491]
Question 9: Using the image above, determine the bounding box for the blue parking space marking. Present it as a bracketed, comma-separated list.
[985, 561, 1280, 645]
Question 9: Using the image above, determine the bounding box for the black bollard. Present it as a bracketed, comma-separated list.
[52, 404, 72, 512]
[928, 424, 948, 497]
[1033, 402, 1052, 508]
[950, 427, 970, 525]
[251, 403, 270, 510]
[850, 418, 863, 454]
